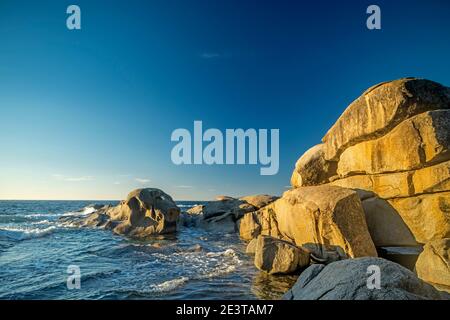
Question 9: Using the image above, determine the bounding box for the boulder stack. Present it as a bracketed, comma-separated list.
[240, 78, 450, 291]
[74, 188, 180, 239]
[239, 185, 377, 259]
[294, 78, 450, 247]
[291, 78, 450, 290]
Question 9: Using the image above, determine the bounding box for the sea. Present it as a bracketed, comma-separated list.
[0, 200, 297, 300]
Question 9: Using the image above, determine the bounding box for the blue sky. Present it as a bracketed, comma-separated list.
[0, 0, 449, 200]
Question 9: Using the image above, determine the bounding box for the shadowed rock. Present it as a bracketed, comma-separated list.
[283, 257, 449, 300]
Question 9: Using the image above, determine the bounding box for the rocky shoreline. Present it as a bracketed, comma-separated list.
[62, 78, 450, 300]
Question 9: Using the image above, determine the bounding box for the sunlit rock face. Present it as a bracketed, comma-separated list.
[79, 188, 180, 239]
[253, 235, 310, 275]
[288, 78, 450, 248]
[239, 185, 378, 259]
[248, 79, 450, 289]
[321, 78, 450, 162]
[416, 238, 450, 293]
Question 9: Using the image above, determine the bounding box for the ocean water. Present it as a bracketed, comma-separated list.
[0, 200, 297, 300]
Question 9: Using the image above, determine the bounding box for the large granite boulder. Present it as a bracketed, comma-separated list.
[337, 110, 450, 177]
[283, 257, 449, 300]
[74, 188, 180, 238]
[416, 238, 450, 292]
[239, 185, 378, 258]
[238, 195, 279, 209]
[288, 78, 450, 248]
[322, 78, 450, 161]
[290, 144, 337, 187]
[386, 193, 450, 243]
[361, 197, 418, 246]
[254, 236, 310, 274]
[184, 194, 278, 233]
[330, 160, 450, 200]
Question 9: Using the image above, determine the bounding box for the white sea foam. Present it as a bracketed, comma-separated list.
[177, 204, 201, 208]
[148, 247, 242, 291]
[27, 213, 58, 218]
[0, 225, 57, 240]
[148, 276, 190, 293]
[61, 206, 98, 217]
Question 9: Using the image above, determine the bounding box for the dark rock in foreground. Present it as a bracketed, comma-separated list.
[283, 257, 449, 300]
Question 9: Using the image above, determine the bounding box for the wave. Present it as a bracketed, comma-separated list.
[148, 276, 190, 293]
[0, 226, 56, 241]
[139, 248, 242, 294]
[177, 204, 201, 208]
[61, 205, 98, 217]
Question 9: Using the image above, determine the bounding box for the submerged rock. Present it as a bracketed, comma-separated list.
[283, 257, 449, 300]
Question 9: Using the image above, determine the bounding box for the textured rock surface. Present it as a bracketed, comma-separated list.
[246, 238, 258, 254]
[77, 188, 180, 238]
[361, 197, 418, 246]
[239, 186, 377, 258]
[238, 195, 279, 209]
[387, 192, 450, 243]
[322, 78, 450, 161]
[186, 194, 277, 233]
[330, 160, 450, 200]
[238, 207, 282, 241]
[283, 257, 449, 300]
[337, 110, 450, 177]
[416, 238, 450, 292]
[290, 144, 337, 187]
[254, 236, 310, 274]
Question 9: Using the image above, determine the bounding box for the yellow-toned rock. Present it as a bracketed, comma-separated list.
[387, 192, 450, 243]
[337, 110, 450, 177]
[416, 238, 450, 293]
[330, 172, 410, 199]
[238, 194, 278, 209]
[329, 160, 450, 200]
[412, 160, 450, 194]
[322, 78, 450, 161]
[254, 236, 310, 274]
[290, 144, 337, 187]
[361, 197, 418, 246]
[240, 185, 377, 258]
[238, 208, 282, 241]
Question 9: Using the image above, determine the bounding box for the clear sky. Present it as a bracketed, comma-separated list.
[0, 0, 449, 200]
